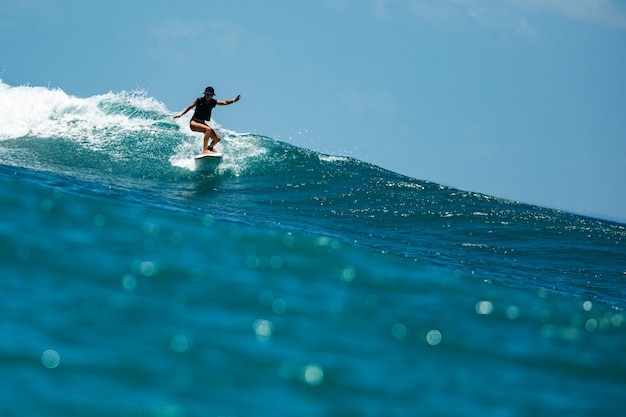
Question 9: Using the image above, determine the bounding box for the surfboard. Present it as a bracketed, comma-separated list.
[194, 152, 223, 172]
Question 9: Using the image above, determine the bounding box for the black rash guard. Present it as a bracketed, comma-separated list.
[191, 96, 217, 122]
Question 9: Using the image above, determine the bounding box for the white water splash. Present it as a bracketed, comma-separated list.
[0, 80, 169, 143]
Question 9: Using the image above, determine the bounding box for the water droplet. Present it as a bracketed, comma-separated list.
[392, 323, 407, 340]
[475, 300, 493, 315]
[506, 306, 520, 320]
[302, 363, 324, 386]
[170, 335, 190, 353]
[269, 255, 283, 269]
[41, 349, 60, 368]
[139, 261, 158, 277]
[253, 319, 274, 341]
[585, 319, 598, 332]
[272, 299, 287, 314]
[246, 255, 260, 269]
[426, 330, 442, 346]
[340, 266, 356, 282]
[121, 274, 137, 292]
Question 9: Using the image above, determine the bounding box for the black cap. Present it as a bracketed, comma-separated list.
[203, 86, 215, 96]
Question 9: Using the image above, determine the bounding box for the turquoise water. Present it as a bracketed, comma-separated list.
[1, 81, 625, 416]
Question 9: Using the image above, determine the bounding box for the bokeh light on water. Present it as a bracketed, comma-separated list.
[41, 349, 60, 369]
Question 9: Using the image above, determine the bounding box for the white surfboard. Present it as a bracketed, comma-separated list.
[194, 152, 223, 172]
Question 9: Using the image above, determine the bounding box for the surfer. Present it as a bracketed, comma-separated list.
[174, 86, 241, 154]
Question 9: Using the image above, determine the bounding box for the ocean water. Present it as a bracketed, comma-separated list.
[1, 81, 625, 417]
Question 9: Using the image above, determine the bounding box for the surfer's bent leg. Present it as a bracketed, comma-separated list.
[208, 130, 221, 151]
[190, 120, 218, 153]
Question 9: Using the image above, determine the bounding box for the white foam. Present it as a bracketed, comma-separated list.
[1, 80, 269, 172]
[318, 154, 349, 163]
[0, 80, 169, 144]
[170, 122, 267, 174]
[219, 132, 267, 176]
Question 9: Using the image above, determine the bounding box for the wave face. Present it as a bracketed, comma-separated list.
[1, 81, 625, 416]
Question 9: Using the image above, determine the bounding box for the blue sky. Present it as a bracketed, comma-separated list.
[1, 0, 625, 222]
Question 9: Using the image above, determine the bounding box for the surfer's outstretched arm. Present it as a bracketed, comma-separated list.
[216, 95, 241, 106]
[174, 100, 198, 118]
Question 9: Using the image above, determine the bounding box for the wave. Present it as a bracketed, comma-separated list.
[0, 80, 323, 180]
[1, 80, 625, 308]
